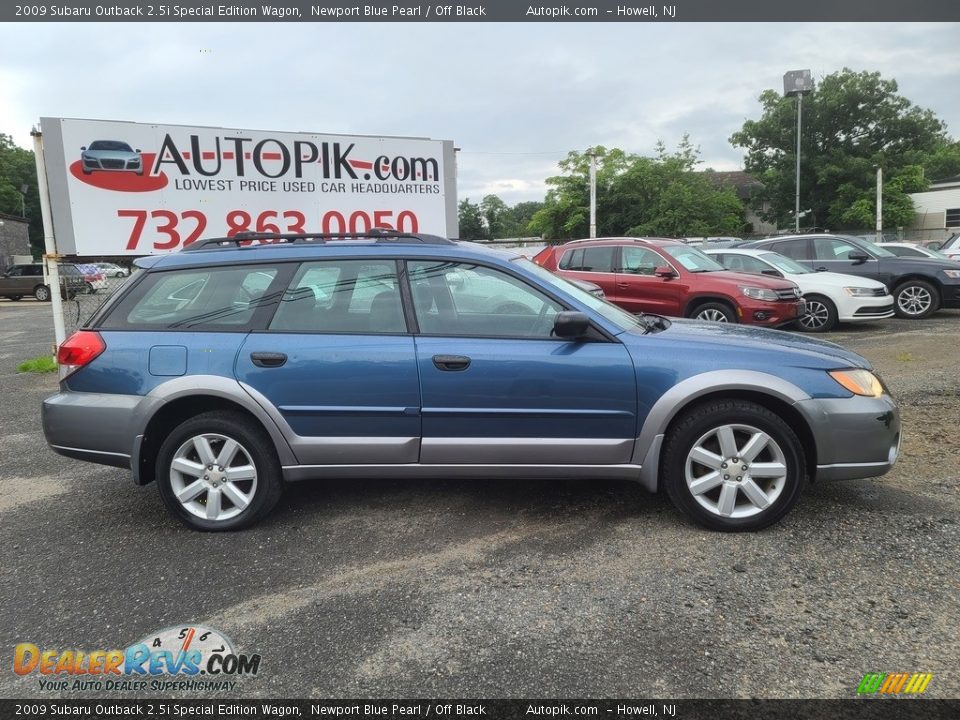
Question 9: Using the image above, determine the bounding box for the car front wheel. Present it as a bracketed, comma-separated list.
[797, 294, 838, 332]
[156, 411, 284, 531]
[661, 400, 805, 531]
[690, 302, 736, 323]
[894, 280, 938, 319]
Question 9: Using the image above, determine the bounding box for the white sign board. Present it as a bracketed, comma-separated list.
[40, 118, 457, 256]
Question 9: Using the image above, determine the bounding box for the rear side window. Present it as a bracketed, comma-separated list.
[772, 239, 811, 260]
[100, 265, 281, 330]
[559, 246, 616, 272]
[269, 260, 405, 334]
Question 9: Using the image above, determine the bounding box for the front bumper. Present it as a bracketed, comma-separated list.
[795, 393, 901, 481]
[738, 298, 804, 327]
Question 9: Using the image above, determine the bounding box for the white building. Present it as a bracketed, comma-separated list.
[909, 175, 960, 244]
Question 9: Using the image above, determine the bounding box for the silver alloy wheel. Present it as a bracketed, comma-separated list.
[897, 285, 932, 316]
[169, 432, 258, 522]
[697, 308, 729, 322]
[799, 298, 829, 330]
[35, 285, 50, 301]
[684, 423, 787, 519]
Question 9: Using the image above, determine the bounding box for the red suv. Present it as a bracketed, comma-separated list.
[534, 237, 804, 326]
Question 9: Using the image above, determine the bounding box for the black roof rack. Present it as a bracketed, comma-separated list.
[181, 229, 456, 252]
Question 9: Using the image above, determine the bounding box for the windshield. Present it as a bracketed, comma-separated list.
[89, 140, 134, 152]
[758, 252, 812, 274]
[514, 258, 646, 332]
[844, 235, 895, 258]
[663, 245, 726, 272]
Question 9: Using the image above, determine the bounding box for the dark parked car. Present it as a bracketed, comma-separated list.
[43, 232, 900, 533]
[0, 263, 86, 301]
[533, 238, 804, 326]
[740, 234, 960, 319]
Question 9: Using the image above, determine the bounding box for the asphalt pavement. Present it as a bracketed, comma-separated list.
[1, 299, 958, 699]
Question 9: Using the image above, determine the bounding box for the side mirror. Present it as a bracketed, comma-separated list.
[848, 252, 870, 264]
[135, 148, 142, 153]
[761, 269, 783, 277]
[80, 146, 86, 151]
[553, 311, 590, 339]
[654, 266, 676, 278]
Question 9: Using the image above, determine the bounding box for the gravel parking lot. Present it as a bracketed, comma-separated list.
[1, 299, 958, 699]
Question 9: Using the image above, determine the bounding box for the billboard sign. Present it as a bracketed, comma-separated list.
[39, 118, 457, 256]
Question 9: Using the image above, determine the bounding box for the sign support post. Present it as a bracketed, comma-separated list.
[31, 127, 67, 353]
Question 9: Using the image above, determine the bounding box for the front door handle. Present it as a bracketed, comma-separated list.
[617, 282, 630, 289]
[250, 352, 287, 368]
[432, 354, 471, 371]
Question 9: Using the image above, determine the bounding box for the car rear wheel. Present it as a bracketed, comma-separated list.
[156, 411, 284, 531]
[894, 280, 938, 319]
[34, 285, 50, 302]
[797, 294, 837, 332]
[6, 295, 22, 301]
[690, 302, 736, 323]
[661, 400, 805, 531]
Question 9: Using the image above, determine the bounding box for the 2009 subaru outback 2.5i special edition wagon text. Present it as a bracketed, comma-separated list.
[43, 232, 901, 532]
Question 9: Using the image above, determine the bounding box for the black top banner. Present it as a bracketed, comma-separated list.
[3, 0, 959, 22]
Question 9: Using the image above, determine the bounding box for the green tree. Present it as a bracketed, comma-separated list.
[504, 200, 544, 237]
[480, 195, 509, 239]
[730, 68, 960, 230]
[0, 134, 42, 257]
[529, 139, 744, 240]
[457, 198, 487, 240]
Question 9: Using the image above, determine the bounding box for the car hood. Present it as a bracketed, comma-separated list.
[625, 317, 870, 370]
[880, 256, 960, 271]
[794, 271, 888, 289]
[701, 270, 797, 289]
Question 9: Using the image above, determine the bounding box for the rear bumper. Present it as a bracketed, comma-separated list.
[794, 394, 901, 481]
[42, 390, 142, 469]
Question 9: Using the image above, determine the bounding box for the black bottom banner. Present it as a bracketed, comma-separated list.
[2, 699, 959, 720]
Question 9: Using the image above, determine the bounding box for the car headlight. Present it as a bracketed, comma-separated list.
[942, 269, 960, 279]
[843, 287, 879, 296]
[740, 286, 778, 301]
[828, 369, 885, 397]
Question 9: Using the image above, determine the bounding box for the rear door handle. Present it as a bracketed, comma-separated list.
[250, 352, 287, 368]
[432, 354, 471, 371]
[617, 282, 630, 289]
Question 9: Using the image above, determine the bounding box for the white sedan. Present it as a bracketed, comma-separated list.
[704, 248, 894, 332]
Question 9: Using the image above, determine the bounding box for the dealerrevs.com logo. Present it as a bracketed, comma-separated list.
[13, 625, 260, 693]
[856, 672, 933, 697]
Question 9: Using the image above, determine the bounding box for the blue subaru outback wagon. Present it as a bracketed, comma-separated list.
[43, 232, 901, 532]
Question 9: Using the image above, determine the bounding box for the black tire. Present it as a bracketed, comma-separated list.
[86, 283, 96, 294]
[661, 400, 806, 532]
[689, 301, 737, 323]
[797, 294, 838, 333]
[7, 295, 22, 301]
[33, 285, 51, 302]
[156, 411, 284, 531]
[893, 280, 939, 319]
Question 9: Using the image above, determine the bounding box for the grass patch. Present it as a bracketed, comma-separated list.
[17, 355, 57, 374]
[895, 352, 920, 362]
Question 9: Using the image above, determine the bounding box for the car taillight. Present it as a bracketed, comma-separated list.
[57, 331, 105, 373]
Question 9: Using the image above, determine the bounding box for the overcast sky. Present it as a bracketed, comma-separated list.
[1, 22, 958, 205]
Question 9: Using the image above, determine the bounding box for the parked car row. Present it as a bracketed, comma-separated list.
[532, 234, 960, 332]
[0, 263, 88, 301]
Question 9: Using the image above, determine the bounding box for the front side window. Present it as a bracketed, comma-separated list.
[621, 247, 666, 275]
[269, 260, 405, 334]
[101, 265, 280, 329]
[813, 237, 861, 259]
[408, 260, 564, 338]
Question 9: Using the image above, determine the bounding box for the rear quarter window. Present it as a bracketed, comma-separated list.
[99, 265, 282, 330]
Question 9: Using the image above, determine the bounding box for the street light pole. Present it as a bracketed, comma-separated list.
[795, 93, 802, 232]
[784, 70, 814, 233]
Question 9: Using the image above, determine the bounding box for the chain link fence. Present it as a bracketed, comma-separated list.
[59, 264, 131, 337]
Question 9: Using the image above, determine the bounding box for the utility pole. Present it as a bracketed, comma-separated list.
[876, 166, 883, 242]
[588, 151, 597, 238]
[795, 93, 802, 232]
